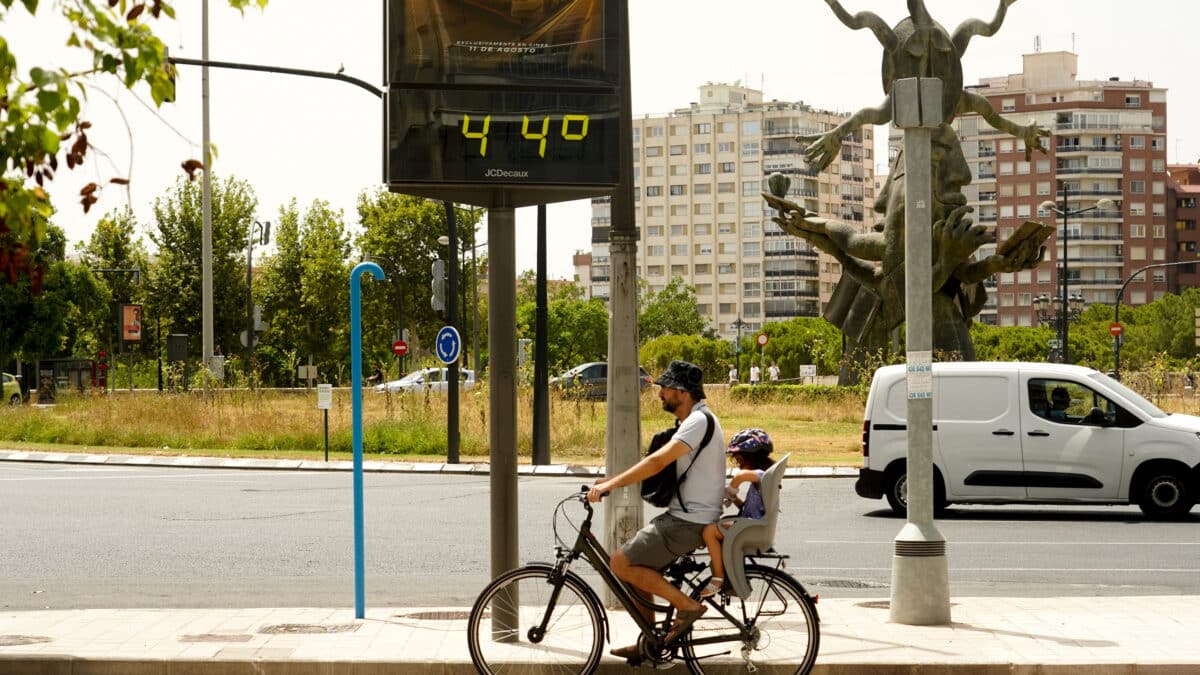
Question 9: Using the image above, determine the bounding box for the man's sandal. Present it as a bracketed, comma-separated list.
[666, 606, 707, 644]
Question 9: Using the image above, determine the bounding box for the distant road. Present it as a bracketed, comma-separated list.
[1, 463, 1197, 609]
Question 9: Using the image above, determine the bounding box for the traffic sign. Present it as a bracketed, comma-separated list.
[392, 340, 408, 356]
[435, 326, 462, 365]
[1109, 322, 1123, 337]
[756, 333, 769, 347]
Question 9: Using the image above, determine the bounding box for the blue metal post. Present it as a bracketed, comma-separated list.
[350, 261, 383, 619]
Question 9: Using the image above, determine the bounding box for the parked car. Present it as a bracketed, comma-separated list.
[3, 372, 22, 405]
[550, 362, 653, 400]
[374, 367, 476, 394]
[856, 361, 1200, 519]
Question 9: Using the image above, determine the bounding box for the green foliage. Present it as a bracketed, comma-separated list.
[638, 276, 707, 343]
[751, 317, 842, 377]
[728, 383, 867, 404]
[639, 334, 732, 384]
[0, 1, 267, 289]
[518, 295, 608, 373]
[145, 175, 258, 359]
[970, 323, 1053, 363]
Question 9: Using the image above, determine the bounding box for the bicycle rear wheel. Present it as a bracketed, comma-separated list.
[467, 564, 604, 674]
[682, 565, 819, 675]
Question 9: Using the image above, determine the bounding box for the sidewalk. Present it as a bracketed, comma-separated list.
[2, 596, 1198, 674]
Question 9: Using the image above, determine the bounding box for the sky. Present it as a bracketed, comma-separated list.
[9, 0, 1200, 279]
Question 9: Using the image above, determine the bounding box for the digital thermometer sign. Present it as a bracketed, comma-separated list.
[385, 0, 625, 202]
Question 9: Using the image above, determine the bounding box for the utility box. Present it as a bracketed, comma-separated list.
[166, 334, 189, 362]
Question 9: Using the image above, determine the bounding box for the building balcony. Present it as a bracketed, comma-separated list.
[1056, 145, 1123, 153]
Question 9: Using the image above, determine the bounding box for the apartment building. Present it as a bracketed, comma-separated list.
[1167, 164, 1200, 293]
[588, 82, 877, 339]
[937, 51, 1171, 326]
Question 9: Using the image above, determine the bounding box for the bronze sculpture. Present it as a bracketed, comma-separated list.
[765, 0, 1052, 383]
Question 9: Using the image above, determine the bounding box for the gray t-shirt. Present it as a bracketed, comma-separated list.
[669, 401, 726, 524]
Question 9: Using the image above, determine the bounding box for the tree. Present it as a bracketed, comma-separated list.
[518, 296, 608, 374]
[639, 334, 734, 384]
[75, 207, 150, 357]
[0, 0, 267, 290]
[638, 276, 707, 343]
[145, 175, 257, 359]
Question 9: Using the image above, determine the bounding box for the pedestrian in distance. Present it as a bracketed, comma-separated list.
[749, 363, 760, 386]
[728, 363, 738, 386]
[588, 360, 726, 659]
[768, 361, 780, 383]
[698, 428, 774, 597]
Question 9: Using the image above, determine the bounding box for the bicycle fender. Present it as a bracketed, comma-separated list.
[520, 562, 611, 644]
[743, 563, 821, 625]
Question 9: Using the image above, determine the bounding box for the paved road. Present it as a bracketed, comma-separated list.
[1, 462, 1197, 609]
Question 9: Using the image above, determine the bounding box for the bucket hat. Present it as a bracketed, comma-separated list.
[654, 360, 706, 399]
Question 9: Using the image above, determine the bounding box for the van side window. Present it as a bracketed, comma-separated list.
[1028, 378, 1123, 427]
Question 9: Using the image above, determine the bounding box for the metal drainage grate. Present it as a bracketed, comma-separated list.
[180, 634, 254, 643]
[395, 610, 474, 621]
[813, 579, 888, 589]
[0, 635, 52, 647]
[259, 623, 360, 635]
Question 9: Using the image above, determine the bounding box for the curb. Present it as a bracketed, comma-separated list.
[0, 449, 861, 478]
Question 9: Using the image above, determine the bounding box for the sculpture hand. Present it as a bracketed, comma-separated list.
[1020, 119, 1051, 160]
[987, 236, 1046, 273]
[797, 131, 842, 174]
[764, 194, 828, 237]
[934, 205, 992, 265]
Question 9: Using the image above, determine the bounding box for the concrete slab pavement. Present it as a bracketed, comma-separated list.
[1, 596, 1198, 674]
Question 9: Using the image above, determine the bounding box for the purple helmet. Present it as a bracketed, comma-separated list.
[727, 428, 773, 456]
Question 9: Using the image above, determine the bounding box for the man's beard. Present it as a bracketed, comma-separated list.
[661, 398, 677, 413]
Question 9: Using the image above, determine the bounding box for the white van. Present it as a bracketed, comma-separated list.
[856, 362, 1200, 519]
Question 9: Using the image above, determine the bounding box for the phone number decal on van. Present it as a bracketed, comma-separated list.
[906, 351, 933, 399]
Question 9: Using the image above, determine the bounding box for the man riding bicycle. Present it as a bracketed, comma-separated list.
[587, 360, 726, 660]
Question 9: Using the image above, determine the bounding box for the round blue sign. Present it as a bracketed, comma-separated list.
[435, 326, 462, 365]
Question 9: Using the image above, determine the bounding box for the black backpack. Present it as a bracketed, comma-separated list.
[640, 410, 715, 510]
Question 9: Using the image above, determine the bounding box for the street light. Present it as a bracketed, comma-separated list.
[1032, 292, 1084, 362]
[1039, 189, 1115, 364]
[245, 220, 270, 375]
[1113, 260, 1197, 380]
[364, 254, 404, 378]
[731, 317, 748, 380]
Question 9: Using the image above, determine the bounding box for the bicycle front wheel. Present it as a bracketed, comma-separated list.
[682, 565, 820, 675]
[467, 565, 604, 674]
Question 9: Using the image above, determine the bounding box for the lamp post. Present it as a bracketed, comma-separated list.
[1113, 261, 1196, 380]
[731, 317, 747, 381]
[364, 254, 405, 378]
[1032, 292, 1083, 362]
[245, 220, 270, 375]
[1039, 189, 1115, 364]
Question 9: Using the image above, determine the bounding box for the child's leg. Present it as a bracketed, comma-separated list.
[702, 523, 725, 579]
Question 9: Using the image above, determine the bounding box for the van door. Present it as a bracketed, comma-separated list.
[936, 372, 1025, 500]
[1020, 376, 1125, 500]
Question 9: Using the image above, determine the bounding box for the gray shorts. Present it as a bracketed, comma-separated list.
[620, 512, 707, 570]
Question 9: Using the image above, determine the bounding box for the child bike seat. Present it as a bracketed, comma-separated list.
[720, 454, 789, 599]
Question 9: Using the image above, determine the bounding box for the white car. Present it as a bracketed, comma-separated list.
[374, 367, 476, 394]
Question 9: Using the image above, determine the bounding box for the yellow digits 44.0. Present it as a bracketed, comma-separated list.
[522, 115, 550, 158]
[461, 114, 491, 156]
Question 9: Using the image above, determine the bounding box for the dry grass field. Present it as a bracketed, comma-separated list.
[0, 385, 865, 466]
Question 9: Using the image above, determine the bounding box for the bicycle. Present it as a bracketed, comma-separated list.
[466, 485, 820, 674]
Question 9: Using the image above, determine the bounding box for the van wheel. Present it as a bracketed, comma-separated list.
[885, 466, 949, 518]
[1136, 469, 1193, 519]
[885, 469, 908, 517]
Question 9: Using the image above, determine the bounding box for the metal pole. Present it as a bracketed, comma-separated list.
[1061, 187, 1070, 364]
[603, 0, 642, 608]
[246, 222, 254, 375]
[532, 204, 550, 465]
[890, 77, 950, 626]
[200, 0, 215, 378]
[349, 261, 383, 619]
[472, 237, 480, 375]
[396, 275, 404, 378]
[489, 204, 519, 585]
[445, 202, 460, 464]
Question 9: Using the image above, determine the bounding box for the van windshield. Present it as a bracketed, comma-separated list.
[1088, 372, 1166, 418]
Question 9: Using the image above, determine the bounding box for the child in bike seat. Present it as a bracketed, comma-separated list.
[699, 428, 774, 597]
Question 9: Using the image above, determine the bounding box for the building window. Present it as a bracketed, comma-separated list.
[647, 245, 665, 257]
[1130, 203, 1145, 216]
[1151, 137, 1164, 150]
[719, 162, 736, 173]
[742, 142, 759, 156]
[1131, 246, 1146, 260]
[742, 202, 761, 217]
[647, 265, 664, 276]
[1153, 159, 1164, 172]
[1125, 94, 1141, 108]
[647, 225, 663, 237]
[646, 185, 662, 197]
[718, 222, 737, 234]
[693, 203, 712, 215]
[1130, 158, 1145, 171]
[718, 182, 736, 194]
[670, 184, 687, 196]
[718, 121, 735, 133]
[1153, 224, 1165, 238]
[694, 143, 710, 154]
[743, 282, 760, 298]
[1129, 223, 1146, 238]
[694, 243, 712, 255]
[1036, 160, 1050, 173]
[694, 123, 711, 134]
[646, 146, 662, 157]
[694, 223, 711, 235]
[999, 162, 1013, 175]
[648, 126, 664, 137]
[1130, 136, 1145, 149]
[670, 125, 686, 136]
[718, 263, 737, 275]
[669, 144, 687, 156]
[718, 202, 736, 215]
[1153, 247, 1166, 261]
[1153, 203, 1165, 217]
[719, 242, 737, 254]
[743, 263, 760, 277]
[671, 244, 688, 256]
[742, 120, 759, 135]
[694, 163, 712, 174]
[695, 264, 711, 275]
[1037, 181, 1051, 195]
[743, 242, 761, 256]
[694, 183, 711, 194]
[1001, 98, 1016, 112]
[1152, 181, 1165, 195]
[718, 142, 735, 153]
[1130, 180, 1145, 194]
[646, 205, 664, 216]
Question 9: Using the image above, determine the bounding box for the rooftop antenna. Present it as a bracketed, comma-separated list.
[1071, 32, 1076, 53]
[1034, 35, 1041, 53]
